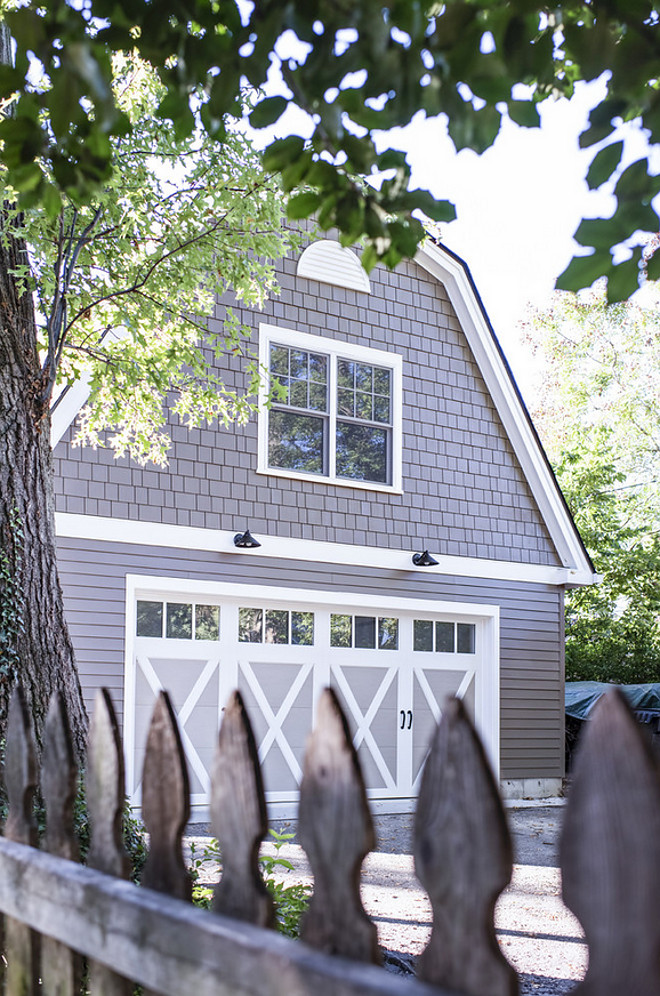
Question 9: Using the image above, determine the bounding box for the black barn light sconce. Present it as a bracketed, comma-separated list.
[412, 549, 438, 567]
[234, 528, 262, 549]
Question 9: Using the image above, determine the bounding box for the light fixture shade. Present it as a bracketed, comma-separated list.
[412, 549, 438, 567]
[234, 529, 261, 549]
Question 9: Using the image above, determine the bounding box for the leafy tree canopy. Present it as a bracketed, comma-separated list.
[2, 1, 660, 294]
[5, 50, 293, 463]
[525, 287, 660, 683]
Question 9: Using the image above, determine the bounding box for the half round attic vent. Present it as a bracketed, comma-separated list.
[296, 240, 371, 293]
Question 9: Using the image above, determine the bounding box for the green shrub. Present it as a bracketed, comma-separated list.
[190, 828, 312, 937]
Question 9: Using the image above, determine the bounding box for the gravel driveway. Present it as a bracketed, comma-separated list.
[188, 802, 586, 996]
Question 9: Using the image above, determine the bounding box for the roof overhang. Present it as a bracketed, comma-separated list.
[416, 239, 597, 586]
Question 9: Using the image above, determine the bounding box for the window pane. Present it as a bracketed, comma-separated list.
[289, 379, 308, 408]
[309, 353, 327, 383]
[336, 422, 388, 483]
[337, 359, 354, 389]
[270, 344, 289, 376]
[379, 617, 398, 650]
[436, 622, 455, 653]
[355, 363, 373, 391]
[457, 623, 476, 654]
[373, 367, 391, 395]
[373, 395, 390, 423]
[355, 391, 373, 421]
[289, 349, 307, 379]
[309, 382, 327, 412]
[337, 388, 354, 417]
[195, 604, 219, 641]
[269, 410, 325, 474]
[166, 602, 192, 639]
[355, 615, 376, 649]
[330, 614, 352, 648]
[413, 619, 433, 652]
[265, 609, 289, 644]
[136, 600, 163, 638]
[292, 611, 314, 645]
[239, 608, 263, 643]
[271, 375, 290, 405]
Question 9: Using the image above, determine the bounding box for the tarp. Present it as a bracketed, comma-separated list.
[565, 681, 660, 720]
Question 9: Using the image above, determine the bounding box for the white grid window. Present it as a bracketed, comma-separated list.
[258, 324, 403, 492]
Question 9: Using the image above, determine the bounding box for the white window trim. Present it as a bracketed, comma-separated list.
[257, 323, 403, 493]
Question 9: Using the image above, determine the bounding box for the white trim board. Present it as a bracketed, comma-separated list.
[415, 241, 594, 581]
[55, 511, 598, 586]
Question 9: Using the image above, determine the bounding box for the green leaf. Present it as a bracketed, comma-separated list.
[11, 162, 43, 193]
[586, 142, 624, 189]
[645, 249, 660, 282]
[263, 136, 305, 173]
[556, 251, 611, 292]
[249, 96, 288, 130]
[286, 190, 323, 220]
[507, 100, 541, 129]
[399, 190, 457, 223]
[606, 250, 643, 303]
[574, 218, 620, 250]
[615, 158, 658, 202]
[41, 183, 62, 220]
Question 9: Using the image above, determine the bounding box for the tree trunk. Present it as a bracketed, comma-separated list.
[0, 210, 88, 760]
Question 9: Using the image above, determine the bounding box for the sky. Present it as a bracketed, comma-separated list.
[386, 78, 629, 393]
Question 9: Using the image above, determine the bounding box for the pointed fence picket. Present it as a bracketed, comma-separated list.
[0, 678, 656, 995]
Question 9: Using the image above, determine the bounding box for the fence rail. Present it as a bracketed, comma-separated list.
[0, 681, 655, 995]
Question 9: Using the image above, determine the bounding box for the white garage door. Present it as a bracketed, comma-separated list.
[125, 580, 499, 816]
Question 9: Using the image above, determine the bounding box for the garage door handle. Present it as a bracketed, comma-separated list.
[400, 710, 413, 730]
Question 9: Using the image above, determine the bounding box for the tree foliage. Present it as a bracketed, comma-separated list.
[524, 288, 660, 683]
[2, 1, 660, 295]
[6, 52, 292, 463]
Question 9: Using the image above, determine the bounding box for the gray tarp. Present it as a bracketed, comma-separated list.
[565, 681, 660, 720]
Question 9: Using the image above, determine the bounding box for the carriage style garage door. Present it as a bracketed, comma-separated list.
[125, 579, 500, 815]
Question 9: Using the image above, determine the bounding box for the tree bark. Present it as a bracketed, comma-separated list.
[0, 208, 88, 760]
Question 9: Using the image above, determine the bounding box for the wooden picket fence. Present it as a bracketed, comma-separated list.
[0, 683, 657, 996]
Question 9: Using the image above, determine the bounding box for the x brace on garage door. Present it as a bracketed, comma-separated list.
[124, 577, 500, 818]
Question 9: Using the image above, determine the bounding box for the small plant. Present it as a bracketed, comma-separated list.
[189, 828, 312, 937]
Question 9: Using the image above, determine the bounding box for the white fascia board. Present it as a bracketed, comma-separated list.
[50, 374, 92, 448]
[55, 511, 597, 586]
[416, 241, 594, 581]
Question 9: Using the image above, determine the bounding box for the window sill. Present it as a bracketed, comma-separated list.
[256, 466, 404, 495]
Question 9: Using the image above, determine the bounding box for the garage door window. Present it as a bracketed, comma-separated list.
[238, 608, 314, 645]
[136, 600, 220, 640]
[413, 619, 475, 654]
[330, 614, 399, 650]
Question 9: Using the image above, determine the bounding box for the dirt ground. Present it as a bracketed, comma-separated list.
[188, 802, 585, 995]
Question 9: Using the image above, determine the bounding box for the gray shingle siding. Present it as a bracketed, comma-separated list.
[55, 536, 564, 780]
[53, 252, 560, 568]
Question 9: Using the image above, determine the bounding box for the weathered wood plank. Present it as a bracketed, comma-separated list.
[0, 839, 458, 996]
[211, 691, 273, 927]
[414, 697, 517, 996]
[4, 684, 39, 996]
[299, 688, 379, 964]
[85, 688, 131, 996]
[561, 689, 660, 996]
[41, 692, 82, 996]
[141, 691, 191, 900]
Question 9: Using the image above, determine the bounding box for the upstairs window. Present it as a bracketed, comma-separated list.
[258, 325, 402, 491]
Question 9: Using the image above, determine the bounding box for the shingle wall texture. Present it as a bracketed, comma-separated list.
[53, 248, 560, 567]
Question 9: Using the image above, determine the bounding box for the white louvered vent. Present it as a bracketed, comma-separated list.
[296, 240, 371, 293]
